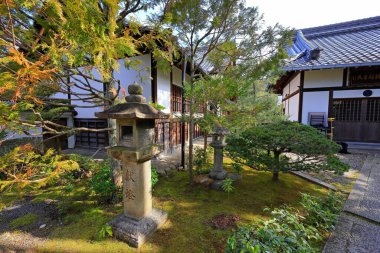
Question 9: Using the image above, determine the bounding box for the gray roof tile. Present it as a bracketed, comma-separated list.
[284, 16, 380, 70]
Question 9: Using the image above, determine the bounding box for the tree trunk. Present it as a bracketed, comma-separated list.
[188, 56, 195, 183]
[105, 79, 122, 195]
[272, 151, 280, 182]
[272, 171, 279, 181]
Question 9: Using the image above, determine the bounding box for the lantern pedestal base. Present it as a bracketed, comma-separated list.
[108, 208, 168, 248]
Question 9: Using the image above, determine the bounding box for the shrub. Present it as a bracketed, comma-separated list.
[226, 193, 344, 252]
[231, 163, 243, 174]
[194, 146, 213, 174]
[227, 121, 349, 181]
[226, 207, 321, 253]
[152, 167, 159, 189]
[301, 191, 344, 232]
[222, 178, 234, 199]
[66, 154, 99, 177]
[99, 224, 113, 240]
[0, 145, 79, 192]
[91, 160, 116, 203]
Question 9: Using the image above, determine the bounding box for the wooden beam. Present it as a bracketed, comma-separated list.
[151, 54, 157, 103]
[298, 71, 304, 123]
[282, 89, 300, 102]
[342, 68, 348, 87]
[303, 85, 380, 92]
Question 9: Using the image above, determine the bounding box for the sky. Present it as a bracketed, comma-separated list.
[247, 0, 380, 29]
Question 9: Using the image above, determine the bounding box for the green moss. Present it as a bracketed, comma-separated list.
[10, 214, 39, 229]
[1, 159, 328, 252]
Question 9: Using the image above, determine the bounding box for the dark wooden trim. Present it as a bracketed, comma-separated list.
[342, 68, 348, 87]
[282, 89, 300, 102]
[170, 66, 173, 113]
[151, 54, 158, 103]
[303, 85, 380, 92]
[327, 90, 334, 134]
[274, 71, 299, 94]
[298, 71, 304, 123]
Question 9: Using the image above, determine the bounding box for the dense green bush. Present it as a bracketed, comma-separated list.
[227, 121, 349, 181]
[91, 160, 116, 203]
[194, 146, 213, 174]
[301, 191, 344, 232]
[226, 207, 321, 253]
[152, 167, 159, 189]
[226, 192, 344, 253]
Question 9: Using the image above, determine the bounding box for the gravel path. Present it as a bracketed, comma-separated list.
[0, 199, 61, 252]
[323, 153, 380, 253]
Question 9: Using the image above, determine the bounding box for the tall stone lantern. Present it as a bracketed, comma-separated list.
[95, 82, 168, 248]
[209, 126, 229, 180]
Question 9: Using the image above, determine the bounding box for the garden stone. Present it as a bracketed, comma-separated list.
[227, 173, 242, 181]
[95, 83, 168, 248]
[211, 180, 224, 190]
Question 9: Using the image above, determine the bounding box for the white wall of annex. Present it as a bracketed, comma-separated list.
[302, 91, 329, 126]
[334, 89, 380, 99]
[157, 68, 171, 114]
[287, 93, 299, 121]
[282, 73, 300, 97]
[304, 69, 343, 88]
[289, 73, 300, 94]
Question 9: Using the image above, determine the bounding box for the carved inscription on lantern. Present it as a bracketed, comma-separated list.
[125, 168, 136, 200]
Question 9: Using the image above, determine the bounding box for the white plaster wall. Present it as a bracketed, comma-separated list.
[282, 83, 289, 97]
[114, 54, 152, 101]
[51, 54, 152, 119]
[304, 69, 343, 88]
[68, 70, 104, 119]
[172, 66, 182, 86]
[282, 73, 300, 97]
[289, 74, 300, 94]
[333, 89, 380, 99]
[157, 68, 171, 114]
[288, 93, 299, 121]
[302, 91, 329, 126]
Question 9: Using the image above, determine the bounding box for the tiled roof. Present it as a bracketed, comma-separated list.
[284, 16, 380, 71]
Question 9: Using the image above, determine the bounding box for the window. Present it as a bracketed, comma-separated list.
[333, 99, 361, 121]
[171, 84, 190, 113]
[366, 98, 380, 122]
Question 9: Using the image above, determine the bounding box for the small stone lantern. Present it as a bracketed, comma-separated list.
[209, 126, 229, 180]
[95, 82, 168, 248]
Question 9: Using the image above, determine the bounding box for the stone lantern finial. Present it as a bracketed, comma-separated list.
[126, 82, 146, 103]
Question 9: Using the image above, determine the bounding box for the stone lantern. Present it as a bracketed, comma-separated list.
[95, 82, 168, 248]
[209, 126, 229, 180]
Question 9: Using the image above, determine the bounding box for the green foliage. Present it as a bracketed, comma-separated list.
[99, 224, 113, 240]
[91, 160, 116, 203]
[66, 154, 99, 173]
[232, 163, 243, 174]
[9, 213, 39, 229]
[0, 144, 79, 192]
[226, 192, 344, 252]
[151, 167, 159, 189]
[148, 102, 166, 111]
[226, 207, 321, 253]
[194, 146, 213, 174]
[301, 191, 344, 232]
[222, 178, 234, 198]
[227, 121, 348, 180]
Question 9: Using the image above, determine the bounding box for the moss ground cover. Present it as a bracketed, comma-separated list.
[0, 161, 328, 253]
